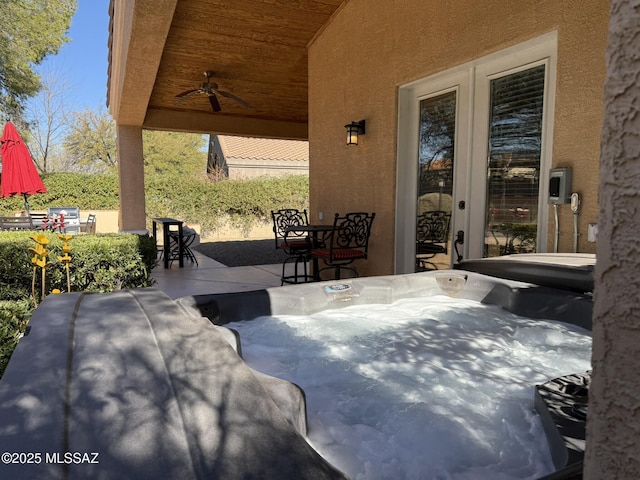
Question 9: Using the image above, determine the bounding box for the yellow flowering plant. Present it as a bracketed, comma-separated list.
[28, 233, 74, 306]
[57, 234, 73, 293]
[29, 235, 51, 306]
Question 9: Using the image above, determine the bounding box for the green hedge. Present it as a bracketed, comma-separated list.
[0, 173, 309, 236]
[145, 174, 309, 234]
[0, 231, 156, 378]
[0, 173, 120, 212]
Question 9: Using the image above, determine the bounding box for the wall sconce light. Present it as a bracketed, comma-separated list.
[345, 120, 366, 146]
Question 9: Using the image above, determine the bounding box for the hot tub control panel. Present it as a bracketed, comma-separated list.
[548, 168, 573, 204]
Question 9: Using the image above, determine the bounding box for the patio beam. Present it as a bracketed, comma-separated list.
[108, 0, 178, 125]
[143, 108, 308, 140]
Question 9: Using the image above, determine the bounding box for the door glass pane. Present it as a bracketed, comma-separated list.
[416, 91, 455, 271]
[484, 65, 545, 257]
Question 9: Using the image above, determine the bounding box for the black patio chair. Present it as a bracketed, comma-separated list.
[271, 209, 313, 284]
[415, 210, 451, 271]
[168, 228, 199, 266]
[310, 212, 375, 280]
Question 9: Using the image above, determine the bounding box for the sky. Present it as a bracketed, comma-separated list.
[226, 295, 592, 479]
[35, 0, 111, 112]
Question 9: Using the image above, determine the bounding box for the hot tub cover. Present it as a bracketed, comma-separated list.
[456, 253, 595, 293]
[0, 288, 344, 480]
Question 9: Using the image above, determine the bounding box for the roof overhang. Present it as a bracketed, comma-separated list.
[107, 0, 345, 140]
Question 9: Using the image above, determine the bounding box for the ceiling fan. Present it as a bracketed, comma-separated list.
[175, 71, 249, 112]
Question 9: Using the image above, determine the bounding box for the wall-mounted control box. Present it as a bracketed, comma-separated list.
[548, 168, 573, 204]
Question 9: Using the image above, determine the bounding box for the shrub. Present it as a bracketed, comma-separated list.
[0, 231, 156, 378]
[0, 172, 309, 238]
[0, 231, 155, 296]
[0, 299, 31, 377]
[144, 174, 309, 235]
[0, 173, 120, 213]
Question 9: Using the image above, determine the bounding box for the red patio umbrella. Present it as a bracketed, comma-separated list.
[0, 122, 47, 214]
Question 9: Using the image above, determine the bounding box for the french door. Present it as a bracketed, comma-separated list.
[396, 33, 557, 274]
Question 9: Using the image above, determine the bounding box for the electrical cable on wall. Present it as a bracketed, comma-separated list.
[571, 193, 580, 253]
[553, 204, 559, 253]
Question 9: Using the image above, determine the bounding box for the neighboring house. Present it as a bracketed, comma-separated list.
[207, 135, 308, 180]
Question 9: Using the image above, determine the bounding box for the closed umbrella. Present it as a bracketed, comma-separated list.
[0, 122, 47, 214]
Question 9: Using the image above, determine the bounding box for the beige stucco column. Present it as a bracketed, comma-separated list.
[585, 0, 640, 477]
[116, 124, 147, 233]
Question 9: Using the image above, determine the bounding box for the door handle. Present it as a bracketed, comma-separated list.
[454, 230, 464, 263]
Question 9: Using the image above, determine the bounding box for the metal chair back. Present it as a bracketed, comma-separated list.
[329, 212, 376, 255]
[310, 212, 376, 280]
[416, 211, 451, 245]
[416, 211, 451, 271]
[271, 209, 313, 284]
[271, 209, 309, 251]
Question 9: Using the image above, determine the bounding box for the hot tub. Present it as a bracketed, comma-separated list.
[176, 269, 593, 479]
[0, 268, 591, 479]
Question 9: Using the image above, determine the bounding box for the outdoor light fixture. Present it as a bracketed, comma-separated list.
[345, 120, 366, 146]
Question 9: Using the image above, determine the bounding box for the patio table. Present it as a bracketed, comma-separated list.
[286, 224, 333, 281]
[152, 217, 184, 268]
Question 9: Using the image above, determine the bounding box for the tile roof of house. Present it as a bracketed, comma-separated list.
[218, 136, 309, 162]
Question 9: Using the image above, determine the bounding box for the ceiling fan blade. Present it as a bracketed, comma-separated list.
[208, 93, 222, 112]
[176, 88, 200, 98]
[217, 90, 250, 108]
[176, 90, 202, 106]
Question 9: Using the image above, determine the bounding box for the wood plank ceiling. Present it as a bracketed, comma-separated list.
[142, 0, 344, 138]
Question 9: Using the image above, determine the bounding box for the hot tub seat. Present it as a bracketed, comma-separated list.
[0, 288, 344, 480]
[176, 270, 592, 331]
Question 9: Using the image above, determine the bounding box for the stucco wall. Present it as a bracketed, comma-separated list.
[227, 159, 309, 180]
[308, 0, 610, 276]
[117, 125, 147, 232]
[586, 0, 640, 477]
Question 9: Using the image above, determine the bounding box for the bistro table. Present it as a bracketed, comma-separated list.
[152, 217, 184, 268]
[285, 223, 333, 281]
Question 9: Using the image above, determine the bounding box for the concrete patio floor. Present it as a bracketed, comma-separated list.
[151, 249, 288, 298]
[150, 249, 454, 299]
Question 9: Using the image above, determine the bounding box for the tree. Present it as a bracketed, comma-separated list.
[418, 92, 456, 197]
[62, 107, 207, 176]
[143, 131, 207, 176]
[0, 0, 76, 120]
[63, 107, 117, 173]
[26, 67, 73, 173]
